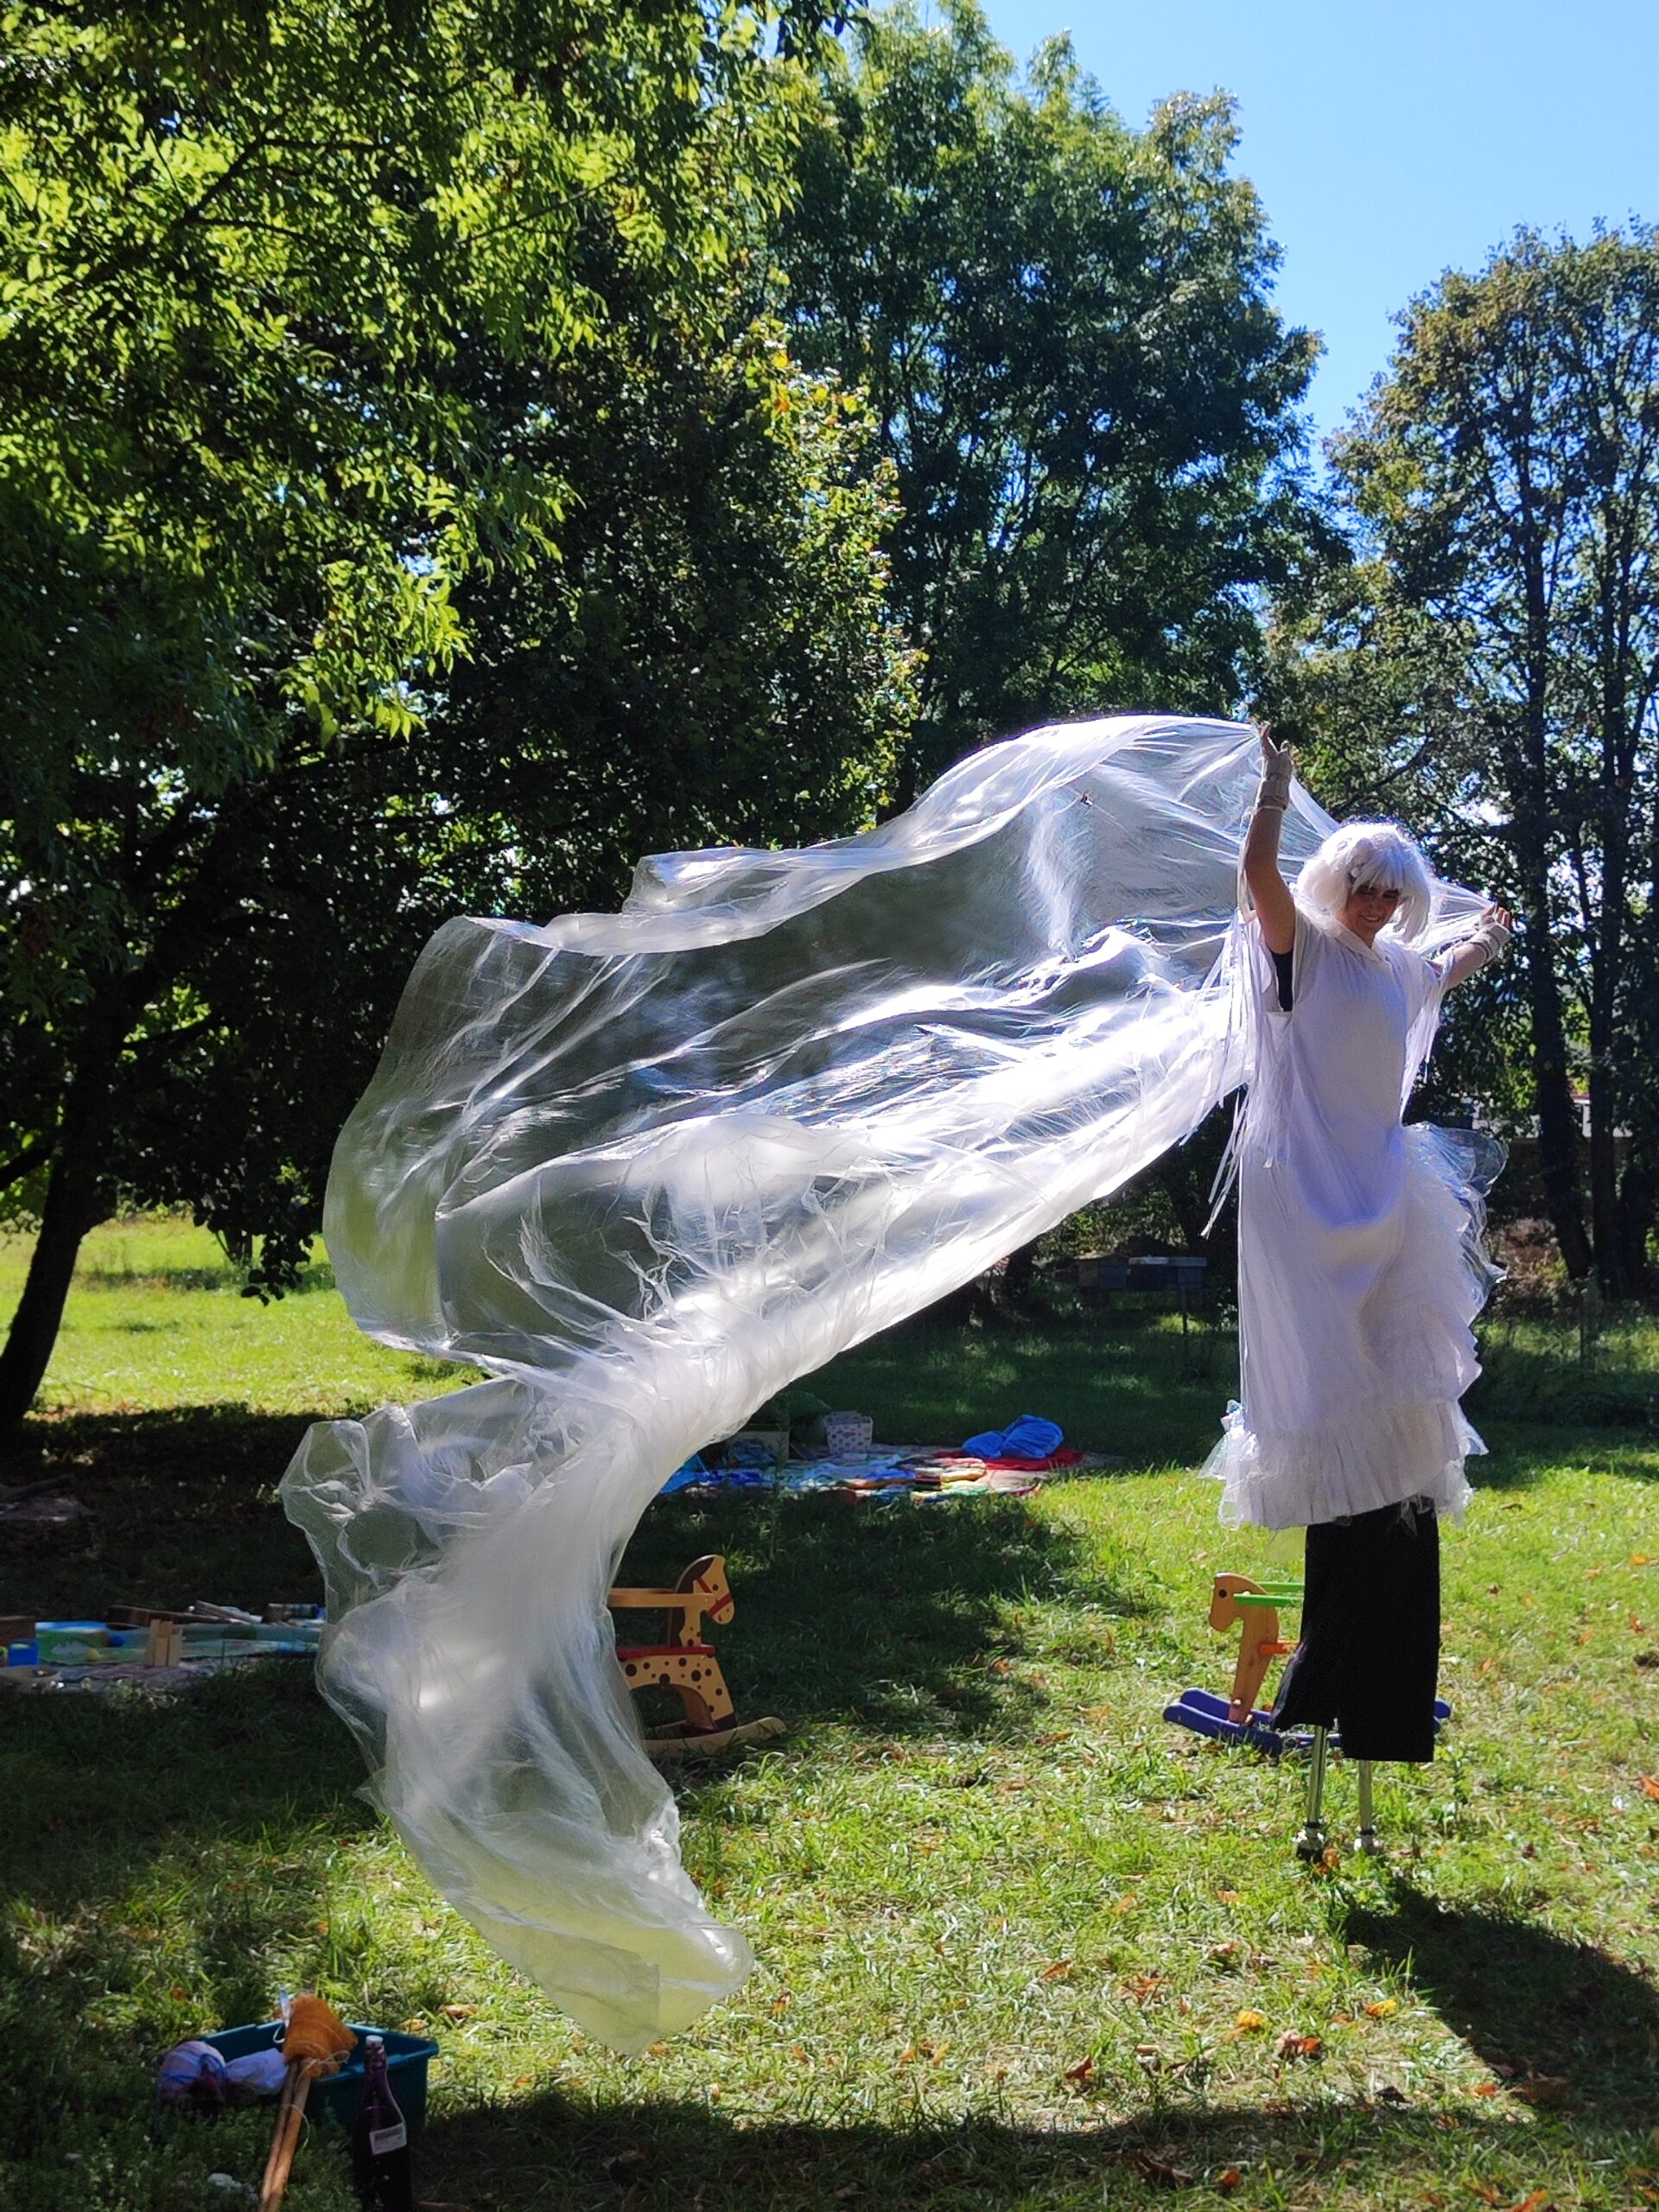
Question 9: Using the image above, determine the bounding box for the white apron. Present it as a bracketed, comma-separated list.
[1205, 905, 1497, 1529]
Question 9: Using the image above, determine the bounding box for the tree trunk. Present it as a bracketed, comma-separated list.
[1001, 1236, 1040, 1309]
[1516, 893, 1592, 1279]
[0, 1046, 118, 1431]
[1613, 1149, 1656, 1301]
[1588, 1070, 1622, 1297]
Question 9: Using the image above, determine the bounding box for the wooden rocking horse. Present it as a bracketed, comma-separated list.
[607, 1553, 785, 1759]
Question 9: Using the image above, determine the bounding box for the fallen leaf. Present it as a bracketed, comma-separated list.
[1276, 2032, 1323, 2060]
[770, 1992, 791, 2015]
[646, 2041, 669, 2056]
[1512, 2075, 1571, 2107]
[1215, 1887, 1243, 1904]
[1040, 1960, 1073, 1980]
[1122, 1973, 1163, 2002]
[1365, 1998, 1399, 2018]
[1062, 2056, 1095, 2086]
[1638, 1777, 1659, 1802]
[1469, 2082, 1500, 2098]
[1466, 2186, 1503, 2207]
[1235, 2009, 1268, 2031]
[442, 2003, 475, 2020]
[1208, 1939, 1243, 1966]
[1111, 1891, 1137, 1915]
[1510, 2190, 1551, 2212]
[1127, 2149, 1192, 2188]
[1216, 2170, 1242, 2195]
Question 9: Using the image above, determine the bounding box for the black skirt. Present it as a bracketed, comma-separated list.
[1271, 1497, 1440, 1761]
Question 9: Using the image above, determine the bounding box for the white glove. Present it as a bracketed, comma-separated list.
[1463, 906, 1513, 966]
[1253, 727, 1294, 814]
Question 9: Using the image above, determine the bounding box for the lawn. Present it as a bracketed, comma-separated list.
[2, 1220, 1656, 2212]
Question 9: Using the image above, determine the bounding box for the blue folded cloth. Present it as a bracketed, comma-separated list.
[960, 1414, 1064, 1461]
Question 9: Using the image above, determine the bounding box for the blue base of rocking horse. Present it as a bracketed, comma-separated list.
[1163, 1685, 1451, 1758]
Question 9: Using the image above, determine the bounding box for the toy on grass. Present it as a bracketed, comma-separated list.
[1165, 1573, 1447, 1858]
[1163, 1573, 1304, 1755]
[607, 1554, 785, 1759]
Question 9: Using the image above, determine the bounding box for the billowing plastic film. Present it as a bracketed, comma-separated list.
[280, 715, 1479, 2050]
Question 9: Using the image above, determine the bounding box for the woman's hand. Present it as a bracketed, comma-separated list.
[1257, 722, 1294, 797]
[1439, 902, 1514, 991]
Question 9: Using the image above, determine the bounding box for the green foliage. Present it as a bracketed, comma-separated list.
[0, 0, 914, 1407]
[780, 0, 1321, 780]
[1269, 226, 1659, 1287]
[424, 316, 918, 919]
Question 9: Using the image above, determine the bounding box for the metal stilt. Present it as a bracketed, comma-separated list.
[1355, 1758, 1382, 1854]
[1294, 1724, 1330, 1859]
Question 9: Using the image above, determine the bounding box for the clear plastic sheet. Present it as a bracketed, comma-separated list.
[279, 715, 1477, 2050]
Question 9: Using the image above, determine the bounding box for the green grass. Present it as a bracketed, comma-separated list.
[2, 1219, 1657, 2211]
[0, 1218, 471, 1420]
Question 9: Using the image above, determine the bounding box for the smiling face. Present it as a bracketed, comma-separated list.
[1341, 878, 1403, 944]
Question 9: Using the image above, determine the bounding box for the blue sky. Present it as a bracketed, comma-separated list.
[972, 0, 1659, 448]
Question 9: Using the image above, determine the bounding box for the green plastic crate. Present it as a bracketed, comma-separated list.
[200, 2021, 439, 2132]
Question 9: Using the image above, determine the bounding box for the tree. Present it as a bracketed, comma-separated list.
[0, 0, 910, 1426]
[425, 318, 917, 920]
[1287, 226, 1659, 1293]
[778, 0, 1320, 785]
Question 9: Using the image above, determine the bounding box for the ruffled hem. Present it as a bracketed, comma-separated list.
[1201, 1395, 1482, 1530]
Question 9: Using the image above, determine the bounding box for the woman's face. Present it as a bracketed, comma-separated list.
[1341, 879, 1402, 944]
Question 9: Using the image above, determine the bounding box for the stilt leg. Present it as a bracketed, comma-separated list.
[1294, 1725, 1330, 1860]
[1355, 1758, 1382, 1855]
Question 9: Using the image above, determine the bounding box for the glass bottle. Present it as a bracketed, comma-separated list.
[350, 2035, 416, 2212]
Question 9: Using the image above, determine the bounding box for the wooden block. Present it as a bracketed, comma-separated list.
[144, 1619, 184, 1666]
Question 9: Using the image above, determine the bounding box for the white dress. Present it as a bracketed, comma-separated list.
[1205, 904, 1496, 1530]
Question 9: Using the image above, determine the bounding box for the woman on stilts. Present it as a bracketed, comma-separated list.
[1205, 727, 1512, 1853]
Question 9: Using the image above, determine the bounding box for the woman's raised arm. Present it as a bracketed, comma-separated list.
[1242, 726, 1298, 957]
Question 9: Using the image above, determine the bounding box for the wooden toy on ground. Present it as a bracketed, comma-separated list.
[1164, 1572, 1449, 1859]
[1163, 1573, 1304, 1755]
[607, 1554, 785, 1758]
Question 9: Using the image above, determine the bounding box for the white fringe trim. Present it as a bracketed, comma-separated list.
[1202, 1394, 1481, 1531]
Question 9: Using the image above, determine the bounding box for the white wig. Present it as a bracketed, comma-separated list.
[1296, 820, 1433, 943]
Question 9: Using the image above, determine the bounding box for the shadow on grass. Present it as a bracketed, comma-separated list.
[0, 1662, 373, 2167]
[1468, 1415, 1659, 1494]
[414, 2091, 1650, 2211]
[1344, 1882, 1659, 2128]
[804, 1305, 1237, 1473]
[618, 1484, 1143, 1747]
[0, 1406, 321, 1618]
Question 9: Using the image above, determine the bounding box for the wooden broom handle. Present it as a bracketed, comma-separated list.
[257, 2062, 315, 2211]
